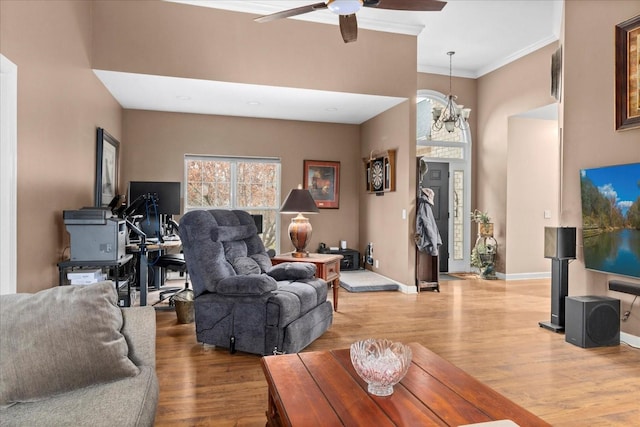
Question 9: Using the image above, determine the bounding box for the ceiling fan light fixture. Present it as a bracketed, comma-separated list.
[326, 0, 363, 15]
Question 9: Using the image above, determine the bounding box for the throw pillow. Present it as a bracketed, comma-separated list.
[251, 253, 273, 273]
[0, 282, 139, 406]
[232, 257, 261, 276]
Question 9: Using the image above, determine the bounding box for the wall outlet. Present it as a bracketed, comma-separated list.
[375, 259, 379, 269]
[544, 210, 552, 219]
[402, 209, 407, 220]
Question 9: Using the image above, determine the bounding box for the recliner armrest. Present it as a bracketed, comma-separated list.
[267, 262, 317, 281]
[217, 274, 278, 295]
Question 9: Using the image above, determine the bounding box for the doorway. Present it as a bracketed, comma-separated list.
[416, 89, 472, 273]
[417, 159, 449, 272]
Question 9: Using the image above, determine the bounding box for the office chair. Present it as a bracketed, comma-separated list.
[152, 220, 189, 308]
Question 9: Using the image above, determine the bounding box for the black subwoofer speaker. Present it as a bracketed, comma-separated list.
[565, 296, 620, 348]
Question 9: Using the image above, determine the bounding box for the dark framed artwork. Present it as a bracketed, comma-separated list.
[615, 14, 640, 131]
[95, 127, 120, 207]
[551, 45, 562, 101]
[303, 160, 340, 209]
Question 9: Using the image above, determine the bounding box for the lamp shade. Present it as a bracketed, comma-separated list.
[280, 188, 319, 214]
[280, 186, 318, 258]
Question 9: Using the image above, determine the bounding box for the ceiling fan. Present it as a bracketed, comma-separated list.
[255, 0, 447, 43]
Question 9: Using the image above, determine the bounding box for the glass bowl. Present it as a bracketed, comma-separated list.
[350, 339, 413, 396]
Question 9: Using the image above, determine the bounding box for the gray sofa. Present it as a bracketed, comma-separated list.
[179, 209, 333, 355]
[0, 282, 158, 426]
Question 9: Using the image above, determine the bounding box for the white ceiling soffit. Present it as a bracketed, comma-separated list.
[167, 0, 563, 79]
[93, 70, 406, 125]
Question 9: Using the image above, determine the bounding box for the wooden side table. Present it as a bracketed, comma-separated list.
[271, 253, 342, 311]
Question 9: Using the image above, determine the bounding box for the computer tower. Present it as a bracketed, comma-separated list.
[565, 296, 620, 348]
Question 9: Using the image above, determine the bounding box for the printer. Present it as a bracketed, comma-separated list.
[64, 208, 126, 261]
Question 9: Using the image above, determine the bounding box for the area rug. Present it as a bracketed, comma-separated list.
[339, 270, 400, 292]
[439, 273, 465, 281]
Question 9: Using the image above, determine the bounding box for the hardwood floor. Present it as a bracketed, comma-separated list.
[153, 277, 640, 426]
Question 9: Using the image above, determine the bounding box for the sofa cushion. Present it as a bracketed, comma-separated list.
[0, 366, 158, 427]
[0, 282, 139, 406]
[267, 262, 316, 281]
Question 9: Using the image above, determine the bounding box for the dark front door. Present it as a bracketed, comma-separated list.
[417, 160, 449, 272]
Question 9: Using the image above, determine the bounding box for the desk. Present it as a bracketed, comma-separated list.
[57, 255, 135, 306]
[261, 342, 550, 427]
[126, 239, 182, 306]
[271, 253, 342, 311]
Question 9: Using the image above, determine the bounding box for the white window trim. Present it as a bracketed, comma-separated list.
[183, 154, 282, 252]
[0, 54, 18, 295]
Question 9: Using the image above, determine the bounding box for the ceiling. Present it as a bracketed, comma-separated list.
[95, 0, 563, 124]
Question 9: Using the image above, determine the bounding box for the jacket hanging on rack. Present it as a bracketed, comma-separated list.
[415, 188, 442, 256]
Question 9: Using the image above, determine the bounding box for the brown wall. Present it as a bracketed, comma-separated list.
[0, 0, 122, 292]
[121, 110, 361, 254]
[562, 1, 640, 336]
[94, 0, 420, 285]
[360, 102, 414, 285]
[476, 42, 559, 273]
[506, 116, 560, 275]
[92, 0, 417, 98]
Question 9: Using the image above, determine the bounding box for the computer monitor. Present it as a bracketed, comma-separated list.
[128, 181, 181, 215]
[127, 181, 181, 240]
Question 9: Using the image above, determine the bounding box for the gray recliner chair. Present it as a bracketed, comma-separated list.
[179, 209, 333, 355]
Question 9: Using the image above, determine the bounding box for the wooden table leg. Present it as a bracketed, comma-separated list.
[332, 278, 339, 312]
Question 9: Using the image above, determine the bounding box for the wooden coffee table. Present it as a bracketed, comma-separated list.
[271, 253, 342, 311]
[261, 342, 550, 426]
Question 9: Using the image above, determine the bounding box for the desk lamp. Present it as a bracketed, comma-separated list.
[280, 185, 319, 258]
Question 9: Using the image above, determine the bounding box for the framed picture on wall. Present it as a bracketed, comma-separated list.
[303, 160, 340, 209]
[95, 127, 120, 207]
[615, 14, 640, 131]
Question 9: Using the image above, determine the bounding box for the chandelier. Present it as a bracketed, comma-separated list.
[432, 51, 471, 133]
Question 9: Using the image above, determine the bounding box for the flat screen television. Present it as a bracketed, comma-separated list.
[580, 162, 640, 279]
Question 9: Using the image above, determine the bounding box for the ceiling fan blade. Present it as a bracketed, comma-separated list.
[364, 0, 447, 12]
[254, 2, 328, 23]
[339, 14, 358, 43]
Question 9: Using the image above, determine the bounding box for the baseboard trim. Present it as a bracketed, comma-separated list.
[497, 272, 551, 281]
[398, 283, 417, 294]
[620, 332, 640, 349]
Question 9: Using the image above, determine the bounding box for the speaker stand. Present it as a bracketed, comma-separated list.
[539, 258, 569, 333]
[539, 320, 564, 332]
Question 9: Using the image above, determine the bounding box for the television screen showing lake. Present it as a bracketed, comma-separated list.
[580, 162, 640, 279]
[583, 229, 640, 278]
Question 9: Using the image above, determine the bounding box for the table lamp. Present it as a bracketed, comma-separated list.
[280, 185, 319, 258]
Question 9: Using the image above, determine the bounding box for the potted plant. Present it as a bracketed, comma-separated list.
[470, 210, 497, 279]
[471, 209, 493, 236]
